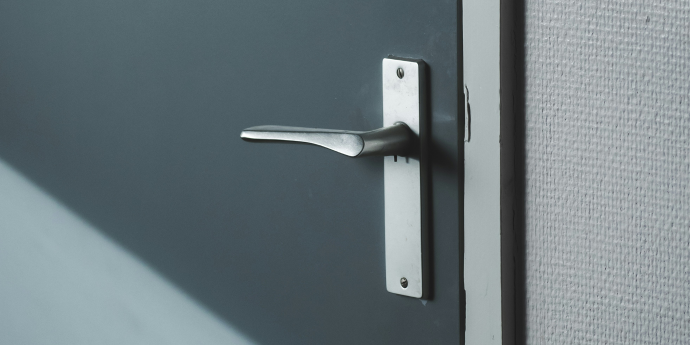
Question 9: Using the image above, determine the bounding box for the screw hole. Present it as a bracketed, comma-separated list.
[400, 277, 408, 288]
[396, 68, 404, 79]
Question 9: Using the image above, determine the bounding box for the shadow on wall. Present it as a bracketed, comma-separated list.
[511, 0, 527, 344]
[0, 159, 256, 345]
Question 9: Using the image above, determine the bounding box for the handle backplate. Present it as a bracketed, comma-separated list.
[382, 57, 428, 298]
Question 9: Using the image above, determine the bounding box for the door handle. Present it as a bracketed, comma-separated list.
[240, 122, 413, 157]
[239, 57, 428, 299]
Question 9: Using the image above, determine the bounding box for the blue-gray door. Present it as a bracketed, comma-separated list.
[0, 1, 462, 344]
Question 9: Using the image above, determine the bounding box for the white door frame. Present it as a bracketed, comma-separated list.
[462, 0, 516, 343]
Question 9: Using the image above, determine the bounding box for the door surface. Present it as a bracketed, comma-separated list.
[0, 1, 462, 344]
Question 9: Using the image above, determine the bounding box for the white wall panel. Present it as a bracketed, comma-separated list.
[524, 1, 690, 343]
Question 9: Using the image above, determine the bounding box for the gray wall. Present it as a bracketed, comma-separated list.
[523, 0, 690, 343]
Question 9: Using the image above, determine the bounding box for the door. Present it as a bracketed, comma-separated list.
[0, 1, 462, 344]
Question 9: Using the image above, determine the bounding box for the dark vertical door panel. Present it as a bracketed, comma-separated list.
[0, 1, 460, 344]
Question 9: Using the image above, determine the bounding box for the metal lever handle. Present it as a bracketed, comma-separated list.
[240, 122, 413, 157]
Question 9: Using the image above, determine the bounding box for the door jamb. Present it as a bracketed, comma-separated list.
[461, 0, 517, 343]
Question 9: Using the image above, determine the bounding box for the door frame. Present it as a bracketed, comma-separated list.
[462, 0, 517, 343]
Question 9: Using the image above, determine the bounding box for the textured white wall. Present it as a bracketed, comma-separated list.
[524, 1, 690, 343]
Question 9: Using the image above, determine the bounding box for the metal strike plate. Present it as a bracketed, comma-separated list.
[383, 57, 428, 298]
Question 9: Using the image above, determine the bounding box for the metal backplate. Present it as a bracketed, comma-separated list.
[383, 57, 428, 298]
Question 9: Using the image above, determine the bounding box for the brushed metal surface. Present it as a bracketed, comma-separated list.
[240, 122, 413, 157]
[383, 57, 428, 298]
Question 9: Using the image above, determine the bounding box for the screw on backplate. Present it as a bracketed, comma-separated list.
[400, 277, 408, 288]
[396, 68, 404, 79]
